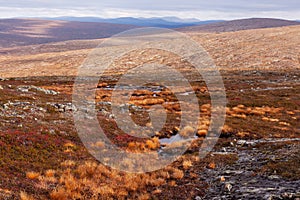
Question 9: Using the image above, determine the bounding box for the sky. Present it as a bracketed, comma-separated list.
[0, 0, 299, 20]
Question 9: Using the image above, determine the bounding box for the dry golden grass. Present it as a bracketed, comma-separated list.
[197, 129, 208, 137]
[222, 125, 233, 134]
[40, 160, 188, 199]
[0, 188, 12, 195]
[286, 111, 295, 115]
[141, 98, 165, 106]
[1, 25, 299, 78]
[45, 169, 56, 178]
[26, 171, 40, 180]
[146, 137, 160, 150]
[127, 142, 136, 150]
[236, 131, 250, 138]
[93, 141, 105, 148]
[231, 113, 247, 119]
[208, 162, 216, 169]
[182, 160, 193, 170]
[180, 126, 195, 138]
[172, 169, 184, 179]
[60, 160, 76, 168]
[227, 106, 274, 117]
[262, 117, 279, 122]
[38, 175, 57, 185]
[232, 106, 247, 114]
[220, 176, 226, 182]
[168, 180, 177, 186]
[250, 108, 266, 116]
[50, 188, 68, 200]
[127, 137, 160, 152]
[279, 122, 290, 126]
[138, 193, 151, 200]
[20, 191, 35, 200]
[63, 142, 76, 148]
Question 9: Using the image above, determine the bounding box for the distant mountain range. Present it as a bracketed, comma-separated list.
[41, 16, 224, 28]
[179, 18, 300, 32]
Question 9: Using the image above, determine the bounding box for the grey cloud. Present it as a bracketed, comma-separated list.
[1, 0, 299, 11]
[0, 0, 299, 19]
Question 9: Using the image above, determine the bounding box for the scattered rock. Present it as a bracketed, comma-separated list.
[17, 85, 59, 95]
[237, 140, 246, 146]
[51, 103, 77, 112]
[224, 183, 232, 192]
[201, 139, 300, 199]
[268, 175, 280, 180]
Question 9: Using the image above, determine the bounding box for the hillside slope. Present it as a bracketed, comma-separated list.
[0, 19, 137, 48]
[179, 18, 300, 33]
[0, 25, 299, 77]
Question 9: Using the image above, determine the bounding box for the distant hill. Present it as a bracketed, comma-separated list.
[1, 18, 298, 48]
[179, 18, 300, 32]
[0, 19, 137, 48]
[42, 16, 223, 28]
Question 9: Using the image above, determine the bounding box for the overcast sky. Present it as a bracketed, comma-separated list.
[0, 0, 299, 20]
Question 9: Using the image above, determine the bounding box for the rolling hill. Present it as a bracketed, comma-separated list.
[0, 19, 137, 48]
[1, 18, 299, 48]
[179, 18, 300, 33]
[0, 24, 299, 78]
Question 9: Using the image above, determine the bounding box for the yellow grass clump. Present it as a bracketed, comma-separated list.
[200, 104, 211, 113]
[167, 167, 184, 179]
[138, 193, 151, 200]
[222, 125, 233, 134]
[232, 106, 246, 114]
[237, 131, 250, 138]
[279, 121, 290, 126]
[63, 142, 76, 148]
[172, 169, 184, 179]
[226, 107, 234, 115]
[45, 161, 189, 199]
[197, 129, 208, 137]
[141, 98, 164, 105]
[220, 176, 226, 182]
[179, 126, 195, 138]
[45, 169, 56, 178]
[93, 141, 105, 148]
[231, 113, 247, 119]
[20, 191, 35, 200]
[50, 188, 68, 200]
[286, 111, 295, 115]
[262, 117, 279, 122]
[168, 180, 177, 186]
[26, 171, 40, 180]
[250, 107, 266, 116]
[61, 160, 76, 168]
[208, 162, 216, 169]
[146, 137, 160, 150]
[182, 160, 193, 169]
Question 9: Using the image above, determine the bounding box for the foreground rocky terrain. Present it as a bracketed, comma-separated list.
[0, 68, 299, 199]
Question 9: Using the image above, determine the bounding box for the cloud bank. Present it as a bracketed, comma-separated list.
[0, 0, 299, 20]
